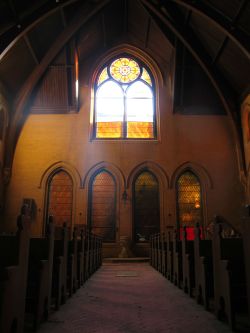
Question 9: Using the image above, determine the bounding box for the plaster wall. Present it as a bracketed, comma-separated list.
[4, 80, 243, 243]
[0, 87, 9, 213]
[241, 94, 250, 201]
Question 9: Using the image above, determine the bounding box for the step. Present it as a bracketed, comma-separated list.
[103, 257, 150, 263]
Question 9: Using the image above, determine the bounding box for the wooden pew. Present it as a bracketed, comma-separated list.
[157, 233, 162, 273]
[89, 233, 95, 275]
[241, 212, 250, 325]
[182, 226, 195, 297]
[84, 229, 90, 281]
[97, 236, 102, 268]
[166, 231, 173, 282]
[173, 229, 183, 288]
[150, 234, 157, 269]
[67, 228, 78, 297]
[194, 224, 214, 310]
[161, 233, 167, 276]
[25, 219, 54, 331]
[51, 224, 68, 310]
[212, 219, 247, 330]
[92, 234, 98, 273]
[0, 217, 30, 333]
[77, 229, 85, 288]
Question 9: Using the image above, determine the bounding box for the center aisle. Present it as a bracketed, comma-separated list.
[39, 263, 231, 333]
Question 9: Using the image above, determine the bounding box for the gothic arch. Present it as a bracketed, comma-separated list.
[127, 161, 169, 190]
[246, 163, 250, 202]
[171, 162, 212, 232]
[82, 161, 125, 191]
[39, 161, 81, 233]
[89, 45, 163, 141]
[127, 161, 169, 232]
[90, 44, 164, 89]
[170, 162, 213, 190]
[0, 107, 8, 142]
[83, 162, 124, 242]
[39, 161, 82, 190]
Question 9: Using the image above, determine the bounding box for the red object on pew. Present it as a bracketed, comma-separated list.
[179, 227, 203, 240]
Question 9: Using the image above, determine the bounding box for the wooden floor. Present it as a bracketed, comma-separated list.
[38, 263, 232, 333]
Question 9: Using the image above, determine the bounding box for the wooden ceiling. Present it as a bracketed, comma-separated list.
[0, 0, 249, 169]
[0, 0, 249, 102]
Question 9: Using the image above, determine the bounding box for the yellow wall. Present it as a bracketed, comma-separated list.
[241, 94, 250, 201]
[4, 79, 244, 242]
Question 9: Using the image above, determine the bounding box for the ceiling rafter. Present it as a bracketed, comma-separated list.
[184, 9, 191, 27]
[23, 34, 39, 65]
[233, 0, 248, 24]
[101, 13, 107, 48]
[212, 37, 228, 65]
[4, 0, 112, 170]
[166, 0, 250, 59]
[60, 7, 67, 28]
[124, 0, 128, 34]
[0, 0, 79, 57]
[145, 17, 151, 48]
[139, 0, 246, 172]
[140, 0, 237, 113]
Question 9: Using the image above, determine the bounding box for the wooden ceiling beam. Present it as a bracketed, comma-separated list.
[123, 0, 128, 34]
[145, 17, 151, 48]
[23, 34, 39, 65]
[4, 0, 112, 170]
[141, 0, 246, 174]
[140, 0, 246, 173]
[0, 0, 78, 57]
[212, 37, 228, 65]
[60, 7, 67, 28]
[140, 0, 237, 112]
[167, 0, 250, 59]
[101, 13, 107, 48]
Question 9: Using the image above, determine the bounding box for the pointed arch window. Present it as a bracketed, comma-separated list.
[176, 171, 203, 239]
[94, 55, 156, 139]
[46, 170, 73, 230]
[88, 170, 116, 242]
[133, 171, 160, 242]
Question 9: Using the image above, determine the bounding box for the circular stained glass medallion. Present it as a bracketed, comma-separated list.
[110, 57, 140, 83]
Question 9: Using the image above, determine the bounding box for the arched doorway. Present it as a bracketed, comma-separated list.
[176, 170, 203, 240]
[46, 170, 73, 233]
[133, 170, 160, 242]
[88, 170, 116, 242]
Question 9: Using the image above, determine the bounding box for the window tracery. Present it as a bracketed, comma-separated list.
[94, 55, 156, 139]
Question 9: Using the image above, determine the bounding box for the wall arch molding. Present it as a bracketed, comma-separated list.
[127, 161, 169, 190]
[170, 161, 213, 190]
[90, 43, 164, 88]
[127, 161, 169, 233]
[82, 161, 126, 190]
[38, 161, 82, 189]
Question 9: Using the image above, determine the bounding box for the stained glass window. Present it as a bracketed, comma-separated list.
[94, 55, 155, 139]
[89, 170, 116, 242]
[134, 171, 160, 242]
[176, 171, 203, 239]
[47, 170, 73, 228]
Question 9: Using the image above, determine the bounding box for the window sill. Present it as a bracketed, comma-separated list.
[90, 138, 160, 144]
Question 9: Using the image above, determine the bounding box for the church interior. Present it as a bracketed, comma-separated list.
[0, 0, 250, 332]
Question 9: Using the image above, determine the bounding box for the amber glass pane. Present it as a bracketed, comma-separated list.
[127, 122, 154, 138]
[141, 68, 152, 86]
[177, 171, 202, 227]
[90, 171, 116, 241]
[110, 57, 140, 83]
[0, 109, 4, 140]
[97, 67, 109, 86]
[96, 121, 122, 138]
[48, 171, 73, 227]
[134, 171, 160, 242]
